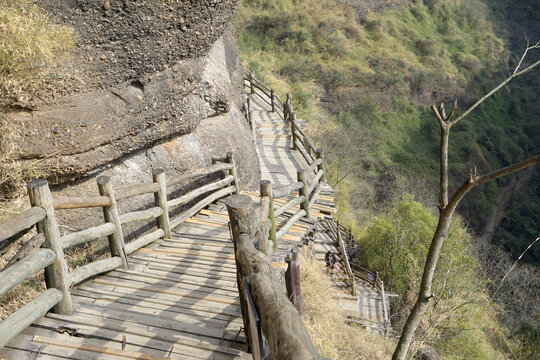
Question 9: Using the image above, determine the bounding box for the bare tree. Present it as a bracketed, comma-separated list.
[393, 40, 540, 360]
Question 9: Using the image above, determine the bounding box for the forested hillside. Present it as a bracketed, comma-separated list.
[235, 0, 539, 358]
[234, 0, 539, 262]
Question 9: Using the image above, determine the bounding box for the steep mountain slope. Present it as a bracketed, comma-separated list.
[234, 0, 540, 263]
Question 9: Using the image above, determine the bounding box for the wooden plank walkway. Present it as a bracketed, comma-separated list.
[249, 94, 310, 187]
[247, 91, 388, 333]
[311, 224, 388, 332]
[1, 204, 251, 360]
[0, 84, 385, 359]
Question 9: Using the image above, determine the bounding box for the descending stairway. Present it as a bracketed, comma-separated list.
[311, 220, 389, 333]
[246, 88, 390, 334]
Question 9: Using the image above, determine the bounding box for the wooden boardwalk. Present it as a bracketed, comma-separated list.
[1, 83, 386, 359]
[247, 90, 388, 332]
[1, 203, 251, 360]
[311, 223, 389, 332]
[249, 94, 310, 187]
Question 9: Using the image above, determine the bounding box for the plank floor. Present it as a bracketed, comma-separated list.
[312, 223, 389, 332]
[248, 91, 389, 333]
[1, 209, 252, 360]
[1, 86, 385, 359]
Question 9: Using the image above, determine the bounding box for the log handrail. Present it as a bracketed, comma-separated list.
[272, 181, 303, 198]
[53, 196, 111, 210]
[115, 182, 160, 201]
[0, 248, 55, 297]
[274, 195, 306, 218]
[276, 209, 307, 241]
[167, 163, 233, 187]
[0, 152, 241, 350]
[61, 222, 116, 249]
[0, 207, 46, 254]
[0, 288, 63, 348]
[333, 220, 357, 297]
[225, 194, 327, 360]
[167, 175, 235, 209]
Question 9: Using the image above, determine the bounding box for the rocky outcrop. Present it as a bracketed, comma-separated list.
[3, 0, 259, 190]
[1, 0, 259, 231]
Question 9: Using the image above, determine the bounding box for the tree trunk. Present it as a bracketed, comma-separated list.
[393, 154, 540, 360]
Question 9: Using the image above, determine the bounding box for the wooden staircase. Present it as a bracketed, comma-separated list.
[247, 87, 391, 335]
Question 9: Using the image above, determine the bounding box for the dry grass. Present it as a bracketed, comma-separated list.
[0, 115, 45, 221]
[300, 254, 393, 359]
[0, 0, 75, 106]
[0, 235, 110, 321]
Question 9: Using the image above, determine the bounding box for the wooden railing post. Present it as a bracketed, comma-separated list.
[291, 112, 298, 150]
[285, 93, 292, 120]
[226, 152, 240, 194]
[270, 89, 275, 112]
[285, 247, 304, 317]
[247, 97, 252, 129]
[225, 194, 323, 359]
[97, 176, 128, 270]
[249, 71, 255, 94]
[225, 194, 258, 350]
[153, 169, 171, 238]
[315, 148, 326, 183]
[260, 180, 276, 251]
[297, 169, 310, 218]
[27, 179, 72, 315]
[374, 271, 380, 288]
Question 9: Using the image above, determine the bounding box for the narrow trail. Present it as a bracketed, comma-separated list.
[2, 203, 252, 360]
[1, 79, 389, 359]
[246, 89, 390, 333]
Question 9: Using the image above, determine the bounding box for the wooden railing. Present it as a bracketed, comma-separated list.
[239, 73, 332, 358]
[0, 152, 239, 349]
[350, 262, 390, 335]
[243, 72, 326, 185]
[225, 194, 327, 360]
[324, 218, 357, 297]
[244, 72, 326, 258]
[324, 217, 390, 334]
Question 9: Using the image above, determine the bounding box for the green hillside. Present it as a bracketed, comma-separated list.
[235, 0, 539, 358]
[234, 0, 539, 260]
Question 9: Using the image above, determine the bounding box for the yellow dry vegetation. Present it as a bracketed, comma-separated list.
[300, 254, 392, 359]
[0, 0, 75, 106]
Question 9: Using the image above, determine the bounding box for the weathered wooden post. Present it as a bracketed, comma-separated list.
[291, 112, 298, 150]
[226, 194, 326, 359]
[249, 71, 255, 94]
[270, 89, 275, 112]
[297, 169, 310, 218]
[315, 148, 326, 183]
[226, 152, 240, 194]
[260, 180, 276, 251]
[247, 97, 252, 130]
[374, 271, 380, 288]
[285, 247, 304, 317]
[27, 179, 72, 315]
[97, 176, 128, 269]
[225, 194, 258, 352]
[285, 93, 292, 120]
[152, 169, 171, 238]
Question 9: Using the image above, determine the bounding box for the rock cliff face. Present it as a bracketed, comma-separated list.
[4, 0, 259, 192]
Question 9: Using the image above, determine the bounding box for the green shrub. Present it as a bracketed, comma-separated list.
[458, 52, 482, 73]
[355, 195, 511, 359]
